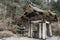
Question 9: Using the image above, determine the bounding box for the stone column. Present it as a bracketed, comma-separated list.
[42, 23, 46, 39]
[39, 23, 42, 38]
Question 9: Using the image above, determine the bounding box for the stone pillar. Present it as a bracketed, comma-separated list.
[42, 23, 46, 39]
[39, 23, 42, 38]
[49, 24, 52, 37]
[28, 23, 33, 38]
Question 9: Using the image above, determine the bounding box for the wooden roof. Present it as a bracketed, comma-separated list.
[20, 4, 58, 23]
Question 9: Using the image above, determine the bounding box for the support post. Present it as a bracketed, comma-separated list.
[42, 23, 46, 39]
[28, 24, 31, 37]
[30, 24, 33, 37]
[28, 23, 33, 38]
[49, 24, 52, 37]
[39, 23, 42, 38]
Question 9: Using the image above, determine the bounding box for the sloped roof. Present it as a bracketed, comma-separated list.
[29, 4, 44, 12]
[19, 4, 58, 22]
[29, 4, 56, 15]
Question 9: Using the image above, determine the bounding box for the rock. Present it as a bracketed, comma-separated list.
[0, 31, 15, 38]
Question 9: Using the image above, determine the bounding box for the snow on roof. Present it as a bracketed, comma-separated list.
[50, 12, 56, 15]
[29, 4, 45, 12]
[29, 4, 56, 15]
